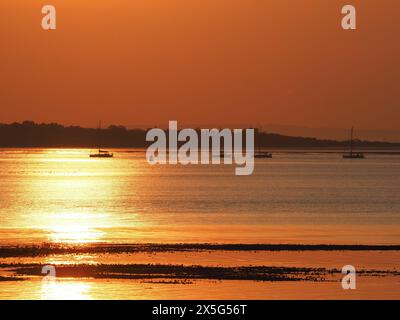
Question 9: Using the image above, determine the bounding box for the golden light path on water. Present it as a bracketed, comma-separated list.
[25, 150, 129, 299]
[41, 280, 92, 300]
[9, 149, 147, 244]
[28, 160, 115, 244]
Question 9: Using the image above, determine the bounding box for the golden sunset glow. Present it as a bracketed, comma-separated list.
[1, 0, 400, 136]
[41, 281, 92, 300]
[0, 0, 399, 302]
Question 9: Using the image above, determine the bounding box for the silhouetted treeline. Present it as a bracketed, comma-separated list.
[0, 121, 146, 148]
[0, 121, 399, 149]
[256, 131, 400, 149]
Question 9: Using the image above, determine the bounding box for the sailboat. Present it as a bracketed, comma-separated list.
[343, 127, 364, 159]
[254, 128, 272, 158]
[255, 151, 273, 159]
[89, 121, 114, 158]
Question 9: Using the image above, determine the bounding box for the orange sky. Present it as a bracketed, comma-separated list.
[0, 0, 399, 135]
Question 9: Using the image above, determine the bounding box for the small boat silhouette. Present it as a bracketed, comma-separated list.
[89, 121, 114, 158]
[90, 149, 113, 158]
[343, 127, 364, 159]
[254, 152, 272, 158]
[255, 128, 272, 158]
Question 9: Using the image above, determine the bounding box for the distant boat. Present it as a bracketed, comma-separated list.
[218, 151, 271, 159]
[89, 121, 114, 158]
[255, 128, 272, 158]
[217, 127, 273, 159]
[90, 149, 113, 158]
[343, 127, 364, 159]
[254, 152, 272, 159]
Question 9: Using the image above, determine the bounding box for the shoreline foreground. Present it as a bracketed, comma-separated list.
[1, 242, 399, 299]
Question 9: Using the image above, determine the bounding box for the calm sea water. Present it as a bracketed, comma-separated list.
[0, 148, 399, 244]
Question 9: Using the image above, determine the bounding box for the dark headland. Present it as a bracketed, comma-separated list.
[1, 121, 400, 149]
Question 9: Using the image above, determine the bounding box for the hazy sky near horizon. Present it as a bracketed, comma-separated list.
[0, 1, 399, 133]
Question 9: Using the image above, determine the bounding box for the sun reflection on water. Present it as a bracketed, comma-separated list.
[41, 280, 92, 300]
[11, 149, 138, 244]
[48, 225, 105, 243]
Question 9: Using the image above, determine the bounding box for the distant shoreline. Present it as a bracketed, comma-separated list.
[1, 121, 400, 149]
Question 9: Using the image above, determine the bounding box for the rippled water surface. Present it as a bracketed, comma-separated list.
[0, 148, 399, 244]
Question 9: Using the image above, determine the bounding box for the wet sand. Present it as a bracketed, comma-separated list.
[0, 243, 399, 299]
